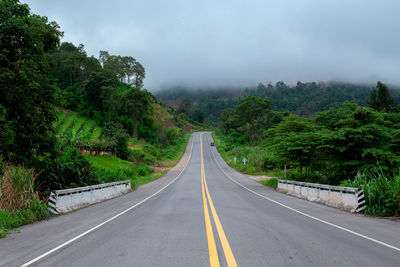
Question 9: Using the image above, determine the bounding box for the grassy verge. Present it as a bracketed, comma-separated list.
[87, 133, 192, 190]
[158, 133, 191, 166]
[0, 165, 49, 238]
[0, 199, 49, 238]
[212, 131, 284, 178]
[259, 178, 278, 189]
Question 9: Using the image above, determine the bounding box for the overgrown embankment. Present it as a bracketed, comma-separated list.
[215, 98, 400, 216]
[0, 165, 49, 238]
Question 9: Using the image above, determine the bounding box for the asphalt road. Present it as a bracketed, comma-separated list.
[1, 132, 400, 266]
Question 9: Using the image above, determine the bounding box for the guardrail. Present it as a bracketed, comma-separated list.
[277, 179, 366, 212]
[48, 180, 131, 214]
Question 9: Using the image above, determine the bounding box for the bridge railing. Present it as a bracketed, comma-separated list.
[277, 179, 366, 212]
[48, 180, 131, 214]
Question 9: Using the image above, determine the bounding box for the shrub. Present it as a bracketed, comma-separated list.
[261, 178, 278, 189]
[0, 166, 49, 238]
[128, 149, 156, 165]
[136, 163, 153, 176]
[0, 165, 37, 211]
[95, 168, 135, 183]
[345, 170, 400, 216]
[41, 146, 100, 190]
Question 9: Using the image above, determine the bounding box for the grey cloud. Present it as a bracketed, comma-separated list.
[24, 0, 400, 90]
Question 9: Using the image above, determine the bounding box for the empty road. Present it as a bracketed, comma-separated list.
[1, 132, 399, 266]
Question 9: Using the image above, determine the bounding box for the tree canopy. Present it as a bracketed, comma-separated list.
[0, 0, 62, 164]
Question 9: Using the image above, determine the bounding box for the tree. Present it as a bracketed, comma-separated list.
[192, 109, 205, 123]
[0, 0, 62, 164]
[83, 70, 116, 113]
[367, 81, 396, 112]
[177, 97, 192, 115]
[133, 61, 145, 88]
[267, 115, 321, 175]
[124, 88, 151, 138]
[224, 96, 273, 142]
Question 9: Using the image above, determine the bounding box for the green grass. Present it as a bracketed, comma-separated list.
[0, 199, 49, 238]
[212, 131, 283, 177]
[160, 133, 191, 162]
[59, 112, 76, 133]
[55, 111, 66, 125]
[86, 132, 191, 189]
[72, 116, 86, 135]
[55, 110, 103, 141]
[87, 154, 133, 171]
[91, 125, 102, 140]
[259, 178, 278, 189]
[83, 120, 95, 134]
[87, 154, 160, 189]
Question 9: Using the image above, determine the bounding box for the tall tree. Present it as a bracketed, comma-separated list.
[124, 88, 151, 138]
[367, 81, 396, 112]
[133, 61, 145, 88]
[0, 0, 62, 164]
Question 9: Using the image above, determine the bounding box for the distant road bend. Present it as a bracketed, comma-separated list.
[1, 132, 399, 266]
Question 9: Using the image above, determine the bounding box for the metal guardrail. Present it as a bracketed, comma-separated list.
[278, 179, 366, 212]
[48, 180, 131, 214]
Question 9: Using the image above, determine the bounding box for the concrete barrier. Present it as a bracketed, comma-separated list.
[277, 179, 366, 212]
[48, 180, 131, 214]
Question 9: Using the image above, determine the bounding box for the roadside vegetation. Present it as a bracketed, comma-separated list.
[214, 83, 400, 216]
[0, 0, 195, 237]
[0, 163, 49, 237]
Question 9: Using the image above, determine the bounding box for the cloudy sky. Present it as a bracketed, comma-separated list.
[24, 0, 400, 90]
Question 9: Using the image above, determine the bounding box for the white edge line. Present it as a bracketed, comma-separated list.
[22, 134, 196, 266]
[207, 133, 400, 253]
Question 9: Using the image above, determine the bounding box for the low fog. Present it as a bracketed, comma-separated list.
[24, 0, 400, 90]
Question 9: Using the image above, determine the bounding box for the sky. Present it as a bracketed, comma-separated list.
[24, 0, 400, 90]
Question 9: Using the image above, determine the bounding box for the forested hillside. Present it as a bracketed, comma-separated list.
[156, 81, 400, 122]
[0, 0, 195, 237]
[214, 82, 400, 216]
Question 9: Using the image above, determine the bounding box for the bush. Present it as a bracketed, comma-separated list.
[0, 165, 49, 238]
[0, 198, 49, 238]
[95, 167, 135, 183]
[0, 165, 37, 211]
[261, 178, 278, 189]
[42, 146, 100, 190]
[128, 149, 156, 165]
[136, 163, 153, 176]
[344, 170, 400, 216]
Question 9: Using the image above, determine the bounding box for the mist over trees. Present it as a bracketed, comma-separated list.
[156, 81, 400, 123]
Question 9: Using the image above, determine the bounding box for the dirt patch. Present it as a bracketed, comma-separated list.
[152, 166, 172, 173]
[251, 175, 277, 181]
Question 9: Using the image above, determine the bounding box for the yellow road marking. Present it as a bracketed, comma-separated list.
[201, 134, 238, 267]
[201, 134, 220, 267]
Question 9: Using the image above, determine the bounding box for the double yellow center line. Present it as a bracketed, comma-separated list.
[200, 134, 237, 267]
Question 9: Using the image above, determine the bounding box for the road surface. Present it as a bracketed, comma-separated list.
[1, 132, 399, 266]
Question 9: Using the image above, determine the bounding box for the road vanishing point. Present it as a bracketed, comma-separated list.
[1, 132, 399, 266]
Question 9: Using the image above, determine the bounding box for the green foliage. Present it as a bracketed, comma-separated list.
[123, 87, 152, 138]
[213, 131, 280, 175]
[260, 178, 278, 189]
[342, 170, 400, 216]
[160, 133, 191, 161]
[102, 121, 129, 159]
[367, 81, 397, 112]
[0, 0, 62, 165]
[0, 198, 49, 238]
[264, 104, 400, 183]
[267, 114, 322, 176]
[156, 82, 400, 121]
[42, 146, 100, 190]
[0, 164, 49, 238]
[0, 165, 37, 211]
[221, 96, 283, 142]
